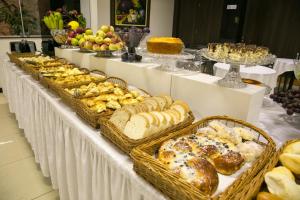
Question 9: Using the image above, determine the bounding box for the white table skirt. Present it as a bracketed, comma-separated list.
[0, 60, 165, 200]
[214, 63, 277, 89]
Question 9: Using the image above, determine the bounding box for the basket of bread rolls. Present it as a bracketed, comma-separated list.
[74, 78, 151, 129]
[130, 116, 276, 200]
[99, 95, 195, 155]
[233, 139, 300, 200]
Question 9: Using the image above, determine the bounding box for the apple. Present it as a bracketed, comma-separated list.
[96, 30, 106, 38]
[85, 29, 93, 35]
[100, 44, 108, 51]
[109, 26, 114, 32]
[78, 38, 86, 46]
[92, 44, 101, 51]
[116, 42, 124, 50]
[109, 43, 118, 51]
[88, 35, 96, 43]
[83, 34, 89, 40]
[68, 31, 76, 38]
[110, 37, 117, 44]
[84, 41, 93, 50]
[71, 38, 79, 46]
[95, 37, 104, 44]
[76, 34, 83, 40]
[106, 31, 113, 38]
[76, 27, 84, 34]
[100, 25, 109, 33]
[66, 37, 72, 45]
[103, 37, 111, 43]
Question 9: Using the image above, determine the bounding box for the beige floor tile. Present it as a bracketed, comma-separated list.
[0, 157, 53, 200]
[0, 94, 7, 105]
[0, 103, 14, 118]
[0, 110, 22, 137]
[0, 134, 33, 167]
[33, 190, 60, 200]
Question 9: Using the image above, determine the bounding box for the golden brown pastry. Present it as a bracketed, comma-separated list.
[257, 192, 283, 200]
[279, 141, 300, 175]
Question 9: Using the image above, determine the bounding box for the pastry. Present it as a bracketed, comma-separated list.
[256, 192, 283, 200]
[237, 141, 264, 162]
[265, 167, 300, 200]
[147, 37, 184, 54]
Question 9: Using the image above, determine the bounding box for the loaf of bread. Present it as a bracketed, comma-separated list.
[279, 141, 300, 175]
[147, 37, 184, 54]
[123, 99, 191, 139]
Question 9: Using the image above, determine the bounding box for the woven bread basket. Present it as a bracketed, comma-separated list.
[74, 77, 128, 128]
[232, 139, 300, 200]
[130, 116, 276, 200]
[99, 111, 195, 155]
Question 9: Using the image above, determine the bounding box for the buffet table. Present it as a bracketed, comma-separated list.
[214, 63, 277, 89]
[55, 48, 266, 123]
[1, 55, 300, 200]
[0, 60, 165, 200]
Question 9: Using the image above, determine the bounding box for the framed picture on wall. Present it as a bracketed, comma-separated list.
[110, 0, 151, 27]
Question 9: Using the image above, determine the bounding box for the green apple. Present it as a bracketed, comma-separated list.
[116, 42, 123, 50]
[103, 37, 111, 43]
[100, 25, 109, 33]
[85, 29, 93, 35]
[83, 34, 89, 40]
[88, 35, 96, 43]
[95, 37, 104, 44]
[71, 38, 79, 46]
[96, 30, 106, 38]
[76, 34, 83, 40]
[84, 41, 93, 50]
[109, 26, 114, 32]
[109, 43, 118, 51]
[78, 38, 86, 46]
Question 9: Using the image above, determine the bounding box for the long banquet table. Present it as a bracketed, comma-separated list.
[1, 56, 300, 200]
[0, 60, 166, 200]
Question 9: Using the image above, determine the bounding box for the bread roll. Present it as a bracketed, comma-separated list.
[256, 192, 282, 200]
[265, 167, 300, 200]
[279, 153, 300, 175]
[283, 141, 300, 154]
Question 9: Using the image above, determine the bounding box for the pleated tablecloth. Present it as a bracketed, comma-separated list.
[0, 59, 165, 200]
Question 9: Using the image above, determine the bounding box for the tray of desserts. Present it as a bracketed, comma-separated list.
[100, 96, 195, 155]
[73, 79, 150, 129]
[234, 139, 300, 200]
[201, 43, 276, 66]
[131, 116, 276, 200]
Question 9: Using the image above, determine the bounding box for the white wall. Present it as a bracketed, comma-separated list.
[85, 0, 174, 37]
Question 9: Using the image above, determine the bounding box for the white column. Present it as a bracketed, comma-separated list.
[80, 0, 91, 28]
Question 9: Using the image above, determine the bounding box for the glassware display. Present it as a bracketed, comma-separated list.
[293, 53, 300, 80]
[201, 48, 276, 88]
[50, 29, 78, 49]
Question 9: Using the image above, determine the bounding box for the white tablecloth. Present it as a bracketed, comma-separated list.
[273, 58, 295, 77]
[214, 63, 277, 89]
[1, 59, 299, 200]
[0, 60, 165, 200]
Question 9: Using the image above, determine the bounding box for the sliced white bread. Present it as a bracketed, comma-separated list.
[123, 114, 150, 139]
[153, 96, 167, 110]
[161, 112, 175, 128]
[152, 111, 168, 130]
[165, 109, 181, 125]
[139, 112, 160, 136]
[170, 104, 188, 122]
[109, 109, 131, 131]
[143, 98, 160, 111]
[171, 100, 190, 113]
[161, 95, 173, 108]
[122, 104, 137, 115]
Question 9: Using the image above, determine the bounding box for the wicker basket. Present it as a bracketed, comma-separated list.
[99, 112, 195, 155]
[74, 77, 128, 128]
[130, 116, 276, 200]
[7, 52, 36, 67]
[232, 139, 300, 200]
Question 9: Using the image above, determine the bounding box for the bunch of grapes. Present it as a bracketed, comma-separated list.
[270, 89, 300, 115]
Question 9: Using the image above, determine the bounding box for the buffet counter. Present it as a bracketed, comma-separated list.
[0, 60, 165, 200]
[55, 48, 266, 123]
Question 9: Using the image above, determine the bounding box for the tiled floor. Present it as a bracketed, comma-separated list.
[0, 93, 59, 200]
